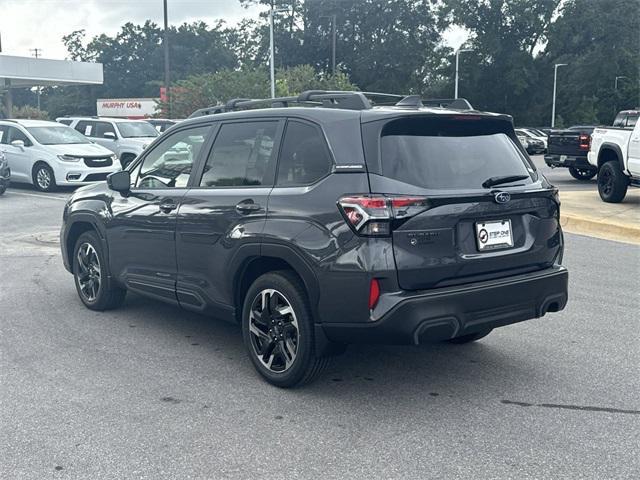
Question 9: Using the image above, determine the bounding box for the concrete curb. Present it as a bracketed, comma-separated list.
[561, 213, 640, 245]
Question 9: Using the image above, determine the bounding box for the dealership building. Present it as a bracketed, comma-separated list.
[0, 54, 103, 117]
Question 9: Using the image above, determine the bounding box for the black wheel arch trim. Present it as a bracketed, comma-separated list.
[62, 212, 109, 273]
[598, 142, 625, 171]
[230, 242, 321, 321]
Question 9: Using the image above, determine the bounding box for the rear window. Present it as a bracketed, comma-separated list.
[378, 117, 535, 190]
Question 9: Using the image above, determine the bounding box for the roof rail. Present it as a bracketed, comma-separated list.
[187, 92, 474, 118]
[187, 105, 226, 119]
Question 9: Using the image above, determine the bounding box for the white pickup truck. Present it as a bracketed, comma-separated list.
[588, 109, 640, 202]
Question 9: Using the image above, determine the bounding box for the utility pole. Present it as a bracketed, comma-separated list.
[551, 63, 567, 128]
[454, 48, 472, 99]
[331, 14, 336, 74]
[614, 76, 627, 115]
[321, 15, 337, 74]
[163, 0, 171, 117]
[30, 48, 42, 111]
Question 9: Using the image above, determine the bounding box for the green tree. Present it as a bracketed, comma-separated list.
[158, 65, 357, 118]
[540, 0, 640, 125]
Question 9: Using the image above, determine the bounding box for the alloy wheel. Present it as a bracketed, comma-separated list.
[599, 169, 613, 195]
[76, 243, 101, 302]
[248, 289, 299, 373]
[36, 168, 51, 190]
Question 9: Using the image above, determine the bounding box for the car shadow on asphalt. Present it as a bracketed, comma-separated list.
[115, 291, 540, 402]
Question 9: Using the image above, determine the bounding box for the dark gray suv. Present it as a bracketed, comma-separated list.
[60, 91, 568, 387]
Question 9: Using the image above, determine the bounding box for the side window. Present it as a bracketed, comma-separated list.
[276, 121, 333, 186]
[57, 119, 73, 126]
[199, 121, 278, 187]
[75, 121, 96, 137]
[135, 126, 209, 189]
[8, 127, 32, 146]
[95, 122, 116, 138]
[626, 114, 638, 128]
[0, 125, 7, 144]
[613, 114, 626, 128]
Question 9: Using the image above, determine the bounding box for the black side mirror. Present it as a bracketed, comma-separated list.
[107, 170, 131, 193]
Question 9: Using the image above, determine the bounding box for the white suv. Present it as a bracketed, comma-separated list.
[58, 117, 159, 168]
[0, 120, 121, 192]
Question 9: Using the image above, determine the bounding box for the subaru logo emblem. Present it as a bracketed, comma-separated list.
[494, 192, 511, 204]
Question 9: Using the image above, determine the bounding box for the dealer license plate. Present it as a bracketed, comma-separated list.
[476, 220, 514, 251]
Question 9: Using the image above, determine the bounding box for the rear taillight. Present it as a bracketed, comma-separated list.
[579, 134, 591, 150]
[337, 195, 429, 236]
[368, 278, 381, 310]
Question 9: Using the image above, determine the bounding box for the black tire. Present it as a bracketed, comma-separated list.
[597, 160, 628, 203]
[72, 231, 126, 311]
[569, 166, 597, 181]
[447, 329, 493, 344]
[32, 163, 56, 192]
[242, 271, 329, 388]
[120, 153, 137, 169]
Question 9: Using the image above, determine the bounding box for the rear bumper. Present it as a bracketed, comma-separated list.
[321, 266, 568, 345]
[544, 154, 594, 169]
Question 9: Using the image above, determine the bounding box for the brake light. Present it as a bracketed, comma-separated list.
[369, 278, 381, 310]
[579, 134, 591, 150]
[337, 195, 429, 236]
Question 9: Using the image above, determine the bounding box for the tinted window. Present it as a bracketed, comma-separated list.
[0, 125, 7, 144]
[75, 121, 96, 137]
[379, 117, 534, 190]
[57, 119, 73, 126]
[95, 122, 117, 138]
[276, 121, 332, 186]
[199, 121, 278, 187]
[135, 126, 209, 189]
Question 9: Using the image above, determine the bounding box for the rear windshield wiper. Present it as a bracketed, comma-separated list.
[482, 175, 530, 188]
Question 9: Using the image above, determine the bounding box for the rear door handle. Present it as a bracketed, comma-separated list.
[236, 200, 261, 214]
[159, 199, 178, 213]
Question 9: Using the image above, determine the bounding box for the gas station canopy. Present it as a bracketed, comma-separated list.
[0, 54, 103, 88]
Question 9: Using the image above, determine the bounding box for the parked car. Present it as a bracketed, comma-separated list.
[58, 117, 159, 168]
[588, 109, 640, 202]
[0, 150, 9, 195]
[146, 119, 179, 133]
[544, 126, 597, 180]
[60, 91, 568, 387]
[0, 120, 121, 192]
[515, 128, 547, 152]
[516, 133, 530, 151]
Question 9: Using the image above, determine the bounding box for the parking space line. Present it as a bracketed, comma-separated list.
[7, 191, 68, 201]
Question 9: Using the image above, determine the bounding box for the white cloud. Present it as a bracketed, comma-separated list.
[0, 0, 264, 60]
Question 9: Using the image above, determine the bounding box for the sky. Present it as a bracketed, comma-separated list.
[0, 0, 467, 60]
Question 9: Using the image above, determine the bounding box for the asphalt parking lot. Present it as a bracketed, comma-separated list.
[1, 164, 639, 479]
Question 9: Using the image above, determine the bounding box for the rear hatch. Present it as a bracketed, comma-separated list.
[547, 129, 592, 156]
[360, 113, 561, 290]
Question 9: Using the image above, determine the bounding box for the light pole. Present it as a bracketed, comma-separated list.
[454, 48, 472, 99]
[269, 7, 289, 99]
[615, 75, 627, 90]
[30, 48, 42, 111]
[163, 0, 171, 117]
[551, 63, 567, 128]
